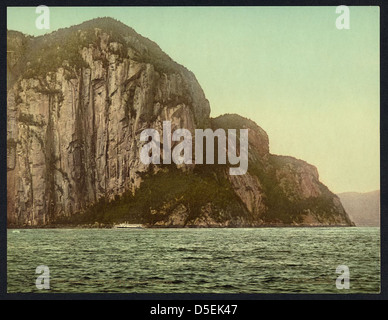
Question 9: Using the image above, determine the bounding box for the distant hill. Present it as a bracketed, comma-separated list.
[337, 191, 380, 227]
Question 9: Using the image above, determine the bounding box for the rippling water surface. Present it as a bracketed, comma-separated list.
[7, 227, 380, 293]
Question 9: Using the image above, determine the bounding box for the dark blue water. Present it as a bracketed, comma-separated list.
[7, 227, 380, 293]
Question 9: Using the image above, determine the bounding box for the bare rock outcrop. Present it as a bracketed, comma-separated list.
[7, 18, 353, 227]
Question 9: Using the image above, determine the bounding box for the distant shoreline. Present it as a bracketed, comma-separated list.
[7, 224, 359, 230]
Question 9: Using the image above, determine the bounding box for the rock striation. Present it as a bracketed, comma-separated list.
[7, 18, 353, 227]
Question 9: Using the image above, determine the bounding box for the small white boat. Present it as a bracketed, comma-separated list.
[114, 223, 144, 229]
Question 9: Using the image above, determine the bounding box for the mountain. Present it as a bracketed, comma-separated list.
[337, 191, 380, 227]
[7, 17, 353, 227]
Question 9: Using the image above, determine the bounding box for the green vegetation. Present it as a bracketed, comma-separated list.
[248, 158, 301, 224]
[7, 20, 349, 227]
[249, 155, 342, 224]
[8, 17, 185, 81]
[212, 113, 262, 131]
[7, 30, 30, 89]
[55, 165, 246, 226]
[23, 28, 95, 79]
[54, 153, 344, 226]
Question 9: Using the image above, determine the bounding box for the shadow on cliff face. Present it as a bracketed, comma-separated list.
[7, 18, 353, 228]
[53, 114, 353, 228]
[54, 165, 250, 227]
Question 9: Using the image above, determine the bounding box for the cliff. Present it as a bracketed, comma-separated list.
[7, 18, 353, 227]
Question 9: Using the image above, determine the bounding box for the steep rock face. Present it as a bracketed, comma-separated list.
[211, 114, 352, 227]
[7, 31, 30, 90]
[7, 20, 209, 226]
[7, 18, 353, 227]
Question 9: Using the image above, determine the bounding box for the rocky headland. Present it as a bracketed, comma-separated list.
[7, 18, 354, 228]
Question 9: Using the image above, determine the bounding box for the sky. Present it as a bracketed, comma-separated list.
[7, 6, 380, 194]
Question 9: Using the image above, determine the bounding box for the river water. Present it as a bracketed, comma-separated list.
[7, 227, 380, 293]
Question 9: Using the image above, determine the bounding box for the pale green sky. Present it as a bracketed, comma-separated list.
[7, 6, 380, 193]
